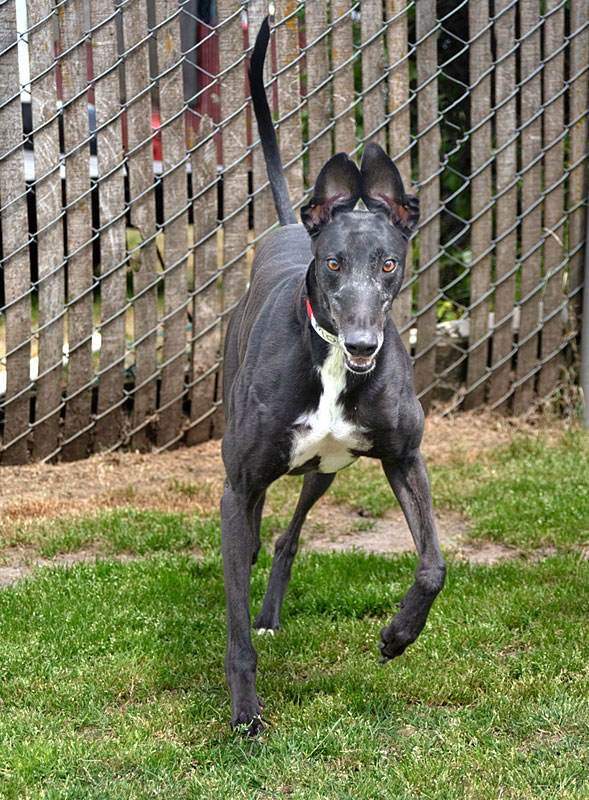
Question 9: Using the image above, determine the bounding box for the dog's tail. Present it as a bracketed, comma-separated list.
[249, 17, 298, 226]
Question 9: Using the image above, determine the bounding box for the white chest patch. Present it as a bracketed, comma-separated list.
[289, 346, 371, 474]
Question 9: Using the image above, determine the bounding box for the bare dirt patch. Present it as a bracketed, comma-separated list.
[0, 411, 560, 524]
[301, 504, 514, 565]
[420, 410, 564, 464]
[0, 439, 225, 524]
[0, 412, 569, 582]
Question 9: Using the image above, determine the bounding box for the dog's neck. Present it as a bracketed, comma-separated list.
[290, 265, 336, 373]
[306, 298, 339, 347]
[304, 261, 337, 337]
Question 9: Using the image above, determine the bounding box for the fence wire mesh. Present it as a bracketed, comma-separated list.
[0, 0, 587, 464]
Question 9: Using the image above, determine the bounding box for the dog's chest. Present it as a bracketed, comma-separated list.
[289, 347, 370, 474]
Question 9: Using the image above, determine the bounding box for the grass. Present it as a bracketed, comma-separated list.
[433, 431, 589, 549]
[7, 429, 587, 558]
[0, 552, 586, 798]
[325, 428, 589, 551]
[0, 508, 221, 560]
[0, 425, 587, 798]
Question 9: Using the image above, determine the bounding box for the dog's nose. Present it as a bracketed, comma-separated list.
[344, 332, 379, 357]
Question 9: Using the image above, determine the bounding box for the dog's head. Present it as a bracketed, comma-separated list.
[301, 143, 419, 374]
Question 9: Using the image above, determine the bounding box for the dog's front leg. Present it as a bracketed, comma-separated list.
[379, 453, 446, 662]
[255, 471, 336, 632]
[221, 481, 266, 734]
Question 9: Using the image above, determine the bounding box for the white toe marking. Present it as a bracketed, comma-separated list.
[256, 628, 275, 636]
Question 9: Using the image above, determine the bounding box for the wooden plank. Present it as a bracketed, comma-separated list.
[361, 0, 386, 148]
[305, 1, 331, 183]
[28, 0, 65, 460]
[386, 0, 410, 188]
[249, 0, 276, 239]
[187, 115, 219, 445]
[538, 0, 565, 400]
[331, 0, 356, 155]
[567, 0, 589, 319]
[123, 0, 159, 451]
[154, 0, 190, 449]
[386, 0, 412, 351]
[0, 0, 32, 463]
[513, 0, 542, 414]
[59, 0, 94, 461]
[413, 0, 440, 413]
[274, 0, 303, 208]
[488, 0, 517, 410]
[217, 0, 250, 437]
[464, 0, 492, 409]
[91, 0, 127, 449]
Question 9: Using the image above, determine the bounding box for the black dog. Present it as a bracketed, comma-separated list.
[220, 18, 446, 734]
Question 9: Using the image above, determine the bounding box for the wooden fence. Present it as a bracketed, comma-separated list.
[0, 0, 587, 464]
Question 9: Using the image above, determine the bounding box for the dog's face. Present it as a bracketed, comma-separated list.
[311, 211, 409, 372]
[301, 144, 419, 374]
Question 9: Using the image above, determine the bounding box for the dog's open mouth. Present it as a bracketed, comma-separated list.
[344, 354, 376, 374]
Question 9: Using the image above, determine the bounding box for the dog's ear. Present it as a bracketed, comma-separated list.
[360, 143, 419, 237]
[300, 153, 361, 237]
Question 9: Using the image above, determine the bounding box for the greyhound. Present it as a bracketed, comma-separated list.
[220, 18, 446, 734]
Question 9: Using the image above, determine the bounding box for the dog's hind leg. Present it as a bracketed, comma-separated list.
[254, 471, 336, 633]
[379, 452, 446, 662]
[221, 481, 266, 734]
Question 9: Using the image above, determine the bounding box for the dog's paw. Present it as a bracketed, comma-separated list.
[253, 607, 281, 633]
[255, 627, 276, 637]
[377, 620, 414, 664]
[231, 698, 268, 737]
[232, 713, 268, 737]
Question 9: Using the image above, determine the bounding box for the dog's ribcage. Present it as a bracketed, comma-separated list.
[289, 346, 371, 474]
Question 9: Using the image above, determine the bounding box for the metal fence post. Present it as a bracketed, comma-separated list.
[582, 198, 589, 428]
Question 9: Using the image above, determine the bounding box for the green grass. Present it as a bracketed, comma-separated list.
[1, 508, 221, 559]
[432, 431, 589, 549]
[324, 429, 589, 551]
[0, 426, 587, 798]
[0, 552, 586, 798]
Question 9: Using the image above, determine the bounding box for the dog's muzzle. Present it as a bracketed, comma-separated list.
[343, 352, 377, 373]
[341, 333, 383, 374]
[306, 298, 382, 373]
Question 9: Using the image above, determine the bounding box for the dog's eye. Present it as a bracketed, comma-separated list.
[383, 259, 397, 272]
[327, 258, 340, 271]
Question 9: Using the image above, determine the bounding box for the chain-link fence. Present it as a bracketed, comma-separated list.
[0, 0, 587, 464]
